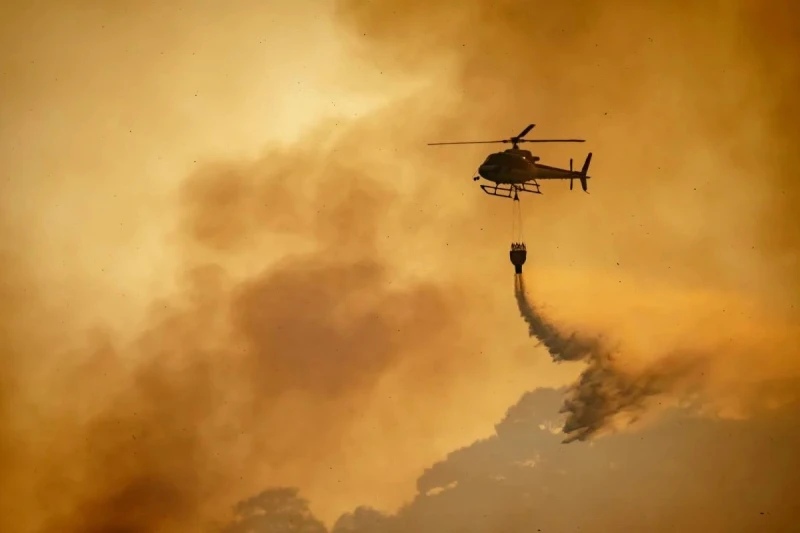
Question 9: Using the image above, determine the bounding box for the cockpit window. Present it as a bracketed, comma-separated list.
[485, 153, 504, 165]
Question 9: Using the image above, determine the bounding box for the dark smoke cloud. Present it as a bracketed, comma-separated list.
[0, 117, 478, 532]
[237, 383, 800, 533]
[514, 274, 704, 442]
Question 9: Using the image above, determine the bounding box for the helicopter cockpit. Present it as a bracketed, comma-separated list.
[505, 148, 540, 163]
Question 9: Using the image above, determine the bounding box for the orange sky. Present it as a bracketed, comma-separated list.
[1, 1, 798, 532]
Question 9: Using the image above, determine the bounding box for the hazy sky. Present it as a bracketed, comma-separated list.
[1, 1, 798, 532]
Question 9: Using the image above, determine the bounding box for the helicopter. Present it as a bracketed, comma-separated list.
[428, 124, 593, 200]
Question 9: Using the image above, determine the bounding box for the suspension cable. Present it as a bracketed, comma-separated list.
[510, 197, 524, 243]
[510, 198, 518, 243]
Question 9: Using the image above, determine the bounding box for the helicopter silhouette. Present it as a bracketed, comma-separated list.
[428, 124, 593, 200]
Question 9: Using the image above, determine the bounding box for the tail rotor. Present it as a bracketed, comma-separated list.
[569, 158, 574, 190]
[569, 153, 591, 192]
[579, 152, 592, 192]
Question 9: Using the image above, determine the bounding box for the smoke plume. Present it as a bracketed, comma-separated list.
[514, 274, 701, 442]
[0, 116, 483, 532]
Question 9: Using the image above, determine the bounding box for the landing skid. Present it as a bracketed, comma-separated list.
[478, 180, 542, 200]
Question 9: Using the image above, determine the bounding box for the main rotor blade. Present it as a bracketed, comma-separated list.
[427, 140, 509, 146]
[518, 139, 585, 143]
[515, 124, 535, 139]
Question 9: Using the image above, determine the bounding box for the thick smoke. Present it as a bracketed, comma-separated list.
[217, 381, 800, 533]
[327, 383, 800, 533]
[0, 120, 481, 532]
[514, 274, 702, 442]
[3, 0, 800, 531]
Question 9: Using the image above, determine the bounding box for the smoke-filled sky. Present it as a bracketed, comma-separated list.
[1, 1, 799, 531]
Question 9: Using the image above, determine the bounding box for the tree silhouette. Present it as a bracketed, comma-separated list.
[223, 488, 328, 533]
